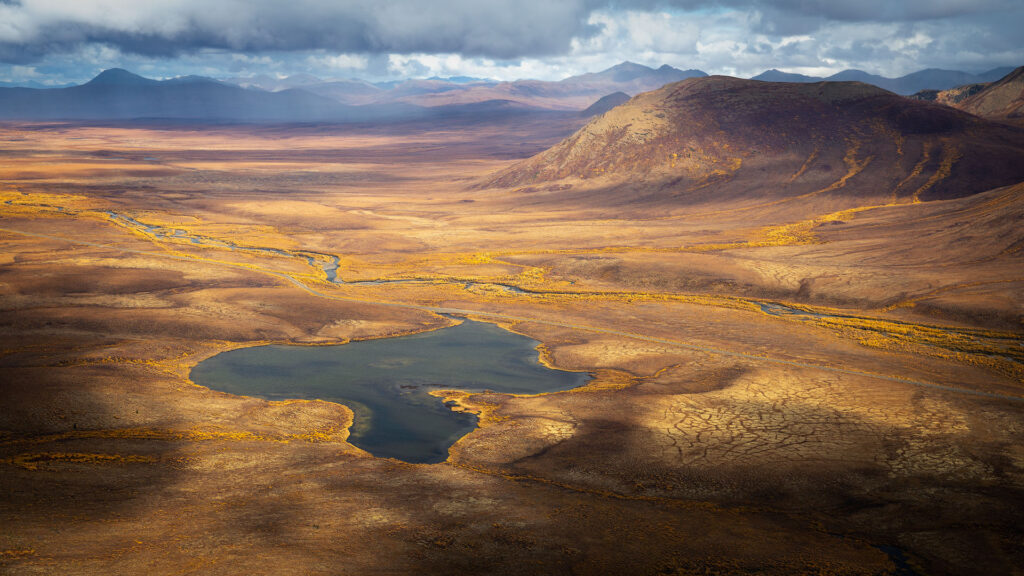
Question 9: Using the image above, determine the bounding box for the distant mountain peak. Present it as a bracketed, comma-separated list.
[751, 69, 821, 83]
[609, 61, 651, 71]
[165, 74, 221, 85]
[86, 68, 154, 86]
[596, 61, 693, 83]
[828, 69, 876, 80]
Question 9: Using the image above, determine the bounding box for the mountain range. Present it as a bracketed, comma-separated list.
[246, 62, 708, 109]
[751, 67, 1015, 95]
[0, 63, 704, 121]
[0, 63, 1021, 122]
[224, 63, 1014, 106]
[0, 68, 543, 123]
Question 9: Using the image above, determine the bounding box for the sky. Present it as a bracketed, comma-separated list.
[0, 0, 1021, 85]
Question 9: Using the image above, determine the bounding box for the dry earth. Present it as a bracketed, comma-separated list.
[1, 117, 1022, 575]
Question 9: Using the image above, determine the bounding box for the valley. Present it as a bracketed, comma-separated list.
[1, 75, 1023, 575]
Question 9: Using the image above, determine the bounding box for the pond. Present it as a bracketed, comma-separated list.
[190, 319, 590, 463]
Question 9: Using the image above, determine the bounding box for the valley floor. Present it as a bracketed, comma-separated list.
[1, 120, 1022, 575]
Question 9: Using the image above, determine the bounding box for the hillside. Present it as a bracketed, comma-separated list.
[751, 69, 821, 83]
[0, 69, 587, 124]
[381, 63, 707, 110]
[752, 66, 1016, 94]
[483, 76, 1024, 213]
[957, 66, 1024, 122]
[558, 62, 706, 93]
[581, 92, 631, 117]
[220, 62, 707, 110]
[210, 63, 1020, 110]
[910, 83, 990, 106]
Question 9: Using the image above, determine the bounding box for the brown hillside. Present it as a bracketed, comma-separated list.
[911, 82, 989, 106]
[957, 66, 1024, 122]
[482, 76, 1024, 212]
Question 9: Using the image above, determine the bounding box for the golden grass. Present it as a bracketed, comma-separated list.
[0, 425, 352, 449]
[1, 452, 159, 471]
[0, 121, 1019, 575]
[913, 140, 961, 202]
[787, 148, 819, 183]
[8, 186, 1017, 382]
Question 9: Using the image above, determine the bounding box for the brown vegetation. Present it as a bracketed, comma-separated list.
[956, 66, 1024, 123]
[485, 76, 1024, 217]
[0, 93, 1022, 576]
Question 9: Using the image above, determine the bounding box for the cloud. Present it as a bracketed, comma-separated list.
[0, 0, 1020, 84]
[0, 0, 601, 63]
[578, 10, 700, 56]
[756, 0, 1015, 22]
[307, 53, 369, 71]
[6, 1, 1012, 63]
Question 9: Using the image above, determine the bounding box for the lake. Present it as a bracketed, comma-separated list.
[189, 319, 590, 463]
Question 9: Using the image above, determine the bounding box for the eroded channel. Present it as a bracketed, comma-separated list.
[104, 210, 442, 288]
[190, 319, 591, 463]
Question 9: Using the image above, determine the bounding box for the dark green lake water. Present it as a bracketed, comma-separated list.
[189, 320, 590, 463]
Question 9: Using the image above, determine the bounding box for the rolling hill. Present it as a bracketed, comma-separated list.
[910, 83, 990, 107]
[483, 76, 1024, 213]
[750, 69, 823, 83]
[752, 67, 1016, 94]
[221, 62, 707, 110]
[211, 62, 1019, 111]
[957, 66, 1024, 122]
[371, 62, 707, 110]
[580, 92, 631, 117]
[908, 66, 1024, 125]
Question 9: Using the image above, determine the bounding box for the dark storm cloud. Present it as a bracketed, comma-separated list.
[0, 0, 603, 63]
[752, 0, 1014, 21]
[0, 0, 1020, 82]
[2, 0, 1016, 64]
[612, 0, 1014, 21]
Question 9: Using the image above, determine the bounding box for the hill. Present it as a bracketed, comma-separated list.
[215, 63, 1021, 110]
[377, 62, 706, 110]
[751, 69, 821, 83]
[907, 67, 1024, 124]
[581, 92, 631, 117]
[910, 83, 990, 106]
[957, 66, 1024, 122]
[483, 76, 1024, 213]
[222, 62, 707, 110]
[558, 62, 706, 93]
[0, 69, 584, 124]
[752, 67, 1017, 95]
[0, 69, 403, 122]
